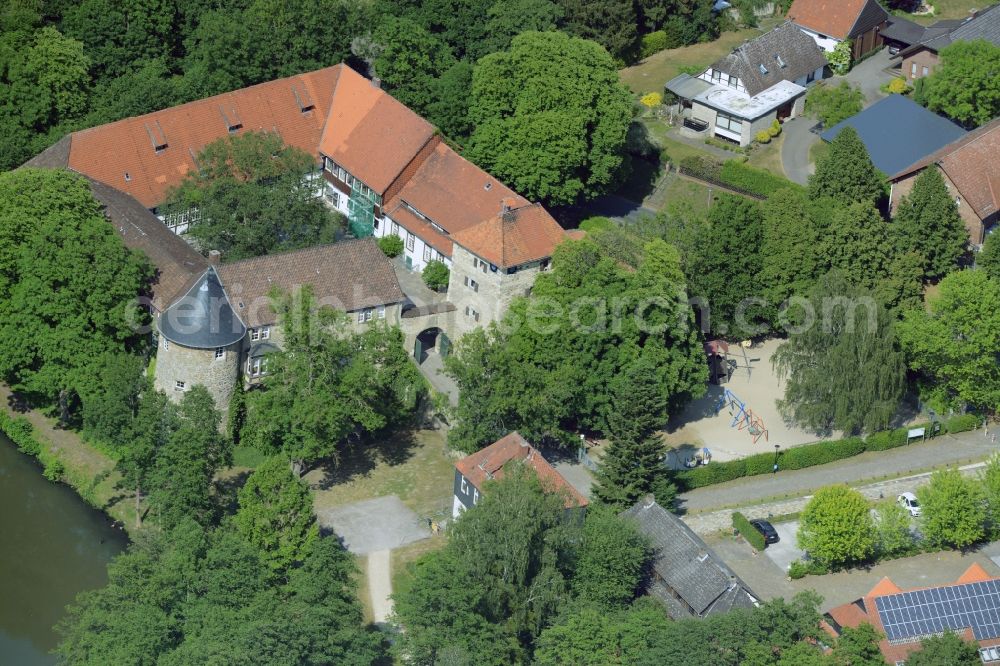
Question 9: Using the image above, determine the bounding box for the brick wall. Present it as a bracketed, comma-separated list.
[903, 48, 940, 82]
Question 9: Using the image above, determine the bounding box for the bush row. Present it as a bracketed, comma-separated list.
[676, 414, 982, 490]
[0, 412, 64, 481]
[732, 511, 766, 551]
[718, 160, 802, 197]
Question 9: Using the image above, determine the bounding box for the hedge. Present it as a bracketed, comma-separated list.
[676, 414, 982, 490]
[732, 511, 766, 551]
[641, 31, 668, 58]
[718, 160, 802, 197]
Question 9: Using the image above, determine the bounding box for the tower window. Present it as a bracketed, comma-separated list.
[175, 380, 185, 391]
[215, 347, 224, 359]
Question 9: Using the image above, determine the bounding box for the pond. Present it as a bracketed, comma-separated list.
[0, 433, 127, 664]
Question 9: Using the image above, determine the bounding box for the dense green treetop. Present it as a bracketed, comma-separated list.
[235, 455, 320, 574]
[921, 40, 1000, 127]
[0, 168, 150, 410]
[906, 631, 984, 665]
[445, 237, 706, 452]
[373, 16, 455, 118]
[557, 0, 639, 63]
[808, 127, 885, 207]
[891, 167, 968, 280]
[797, 485, 876, 566]
[917, 468, 986, 549]
[244, 286, 423, 473]
[467, 31, 632, 206]
[898, 269, 1000, 411]
[164, 131, 342, 261]
[773, 272, 906, 434]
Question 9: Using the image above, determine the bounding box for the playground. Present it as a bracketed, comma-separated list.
[664, 338, 841, 465]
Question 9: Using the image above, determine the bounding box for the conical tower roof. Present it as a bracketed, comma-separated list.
[157, 266, 247, 348]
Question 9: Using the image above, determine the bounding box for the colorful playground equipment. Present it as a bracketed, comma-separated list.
[715, 388, 769, 444]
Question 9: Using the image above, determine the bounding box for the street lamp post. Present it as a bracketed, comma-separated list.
[773, 444, 780, 474]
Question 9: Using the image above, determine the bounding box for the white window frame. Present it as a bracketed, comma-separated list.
[423, 245, 432, 262]
[406, 232, 415, 251]
[460, 477, 468, 494]
[357, 308, 374, 323]
[163, 337, 169, 350]
[464, 276, 479, 292]
[260, 325, 270, 340]
[215, 347, 224, 359]
[250, 328, 260, 342]
[715, 111, 743, 135]
[377, 305, 386, 320]
[911, 62, 918, 76]
[174, 380, 185, 391]
[473, 488, 480, 504]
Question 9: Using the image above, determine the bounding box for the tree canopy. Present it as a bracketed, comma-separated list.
[907, 631, 983, 665]
[243, 286, 424, 474]
[891, 167, 968, 280]
[445, 237, 706, 452]
[898, 269, 1000, 411]
[797, 485, 876, 567]
[808, 127, 885, 207]
[163, 131, 342, 261]
[0, 168, 150, 414]
[772, 272, 906, 435]
[918, 468, 986, 549]
[921, 40, 1000, 127]
[466, 31, 632, 206]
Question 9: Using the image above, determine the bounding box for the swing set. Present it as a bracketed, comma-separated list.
[715, 388, 769, 444]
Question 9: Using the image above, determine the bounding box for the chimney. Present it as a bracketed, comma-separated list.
[371, 77, 382, 89]
[208, 250, 221, 266]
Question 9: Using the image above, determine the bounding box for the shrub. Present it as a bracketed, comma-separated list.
[806, 81, 863, 127]
[732, 512, 766, 551]
[798, 485, 876, 567]
[378, 235, 404, 258]
[829, 39, 852, 75]
[788, 559, 828, 579]
[755, 130, 771, 143]
[421, 260, 450, 291]
[640, 31, 668, 58]
[1, 414, 40, 456]
[580, 216, 614, 233]
[887, 77, 910, 95]
[767, 119, 781, 137]
[679, 154, 723, 180]
[718, 160, 800, 197]
[865, 426, 909, 451]
[43, 458, 65, 482]
[944, 413, 980, 433]
[640, 92, 663, 108]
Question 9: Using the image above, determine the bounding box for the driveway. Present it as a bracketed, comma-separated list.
[762, 520, 805, 573]
[316, 495, 431, 554]
[780, 115, 819, 185]
[835, 48, 898, 106]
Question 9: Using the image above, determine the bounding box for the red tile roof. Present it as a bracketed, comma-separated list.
[450, 203, 567, 268]
[454, 432, 588, 509]
[387, 142, 528, 237]
[60, 66, 343, 208]
[318, 66, 436, 194]
[787, 0, 873, 40]
[385, 204, 455, 257]
[892, 118, 1000, 221]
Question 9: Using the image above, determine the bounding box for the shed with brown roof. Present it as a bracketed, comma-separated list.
[787, 0, 888, 59]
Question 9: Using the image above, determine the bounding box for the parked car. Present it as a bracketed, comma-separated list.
[750, 519, 780, 545]
[898, 492, 921, 517]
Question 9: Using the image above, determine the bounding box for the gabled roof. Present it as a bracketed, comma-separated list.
[450, 202, 567, 268]
[621, 498, 758, 619]
[821, 94, 967, 175]
[454, 432, 588, 509]
[891, 117, 1000, 220]
[157, 266, 247, 348]
[388, 142, 527, 236]
[787, 0, 888, 40]
[709, 21, 828, 96]
[900, 4, 1000, 56]
[30, 67, 343, 209]
[881, 16, 930, 45]
[318, 66, 436, 194]
[216, 238, 405, 328]
[86, 177, 208, 312]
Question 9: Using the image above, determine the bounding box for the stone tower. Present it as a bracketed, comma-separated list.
[154, 266, 246, 414]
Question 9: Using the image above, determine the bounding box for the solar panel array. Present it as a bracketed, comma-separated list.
[875, 579, 1000, 643]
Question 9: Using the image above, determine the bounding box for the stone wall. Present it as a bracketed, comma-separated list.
[154, 336, 241, 414]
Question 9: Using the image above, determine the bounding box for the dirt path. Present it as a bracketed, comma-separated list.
[368, 549, 393, 624]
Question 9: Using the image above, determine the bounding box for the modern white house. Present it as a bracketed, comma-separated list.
[666, 22, 827, 146]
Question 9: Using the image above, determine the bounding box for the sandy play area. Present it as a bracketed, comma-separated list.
[664, 338, 840, 465]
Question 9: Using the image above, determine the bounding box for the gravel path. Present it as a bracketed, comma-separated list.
[368, 549, 393, 625]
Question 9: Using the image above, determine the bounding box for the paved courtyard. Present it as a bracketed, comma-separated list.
[762, 521, 805, 573]
[315, 495, 431, 555]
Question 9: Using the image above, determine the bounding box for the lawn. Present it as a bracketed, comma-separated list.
[619, 23, 779, 95]
[900, 0, 982, 23]
[746, 133, 786, 178]
[661, 175, 723, 218]
[309, 428, 457, 520]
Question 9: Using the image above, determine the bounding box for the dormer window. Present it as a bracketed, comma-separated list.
[775, 54, 786, 68]
[759, 64, 769, 75]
